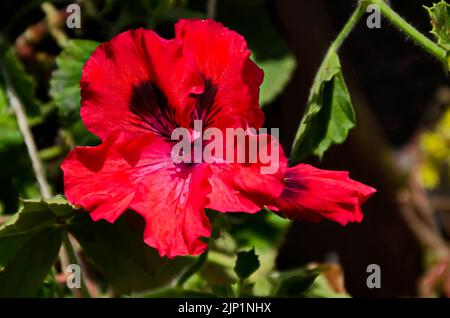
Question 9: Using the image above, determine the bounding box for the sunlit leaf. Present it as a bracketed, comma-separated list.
[258, 54, 296, 106]
[0, 196, 191, 296]
[270, 267, 321, 297]
[0, 198, 67, 297]
[425, 1, 450, 51]
[291, 51, 355, 162]
[49, 39, 99, 145]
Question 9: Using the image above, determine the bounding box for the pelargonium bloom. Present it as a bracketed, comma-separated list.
[62, 19, 376, 258]
[271, 164, 375, 225]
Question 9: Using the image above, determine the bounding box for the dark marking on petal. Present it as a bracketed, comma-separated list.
[80, 82, 98, 102]
[129, 80, 178, 139]
[191, 78, 220, 128]
[282, 178, 306, 199]
[103, 42, 115, 60]
[129, 77, 220, 140]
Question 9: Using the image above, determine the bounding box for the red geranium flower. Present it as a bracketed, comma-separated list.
[62, 19, 376, 258]
[271, 164, 375, 225]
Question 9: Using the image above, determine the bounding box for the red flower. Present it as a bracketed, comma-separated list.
[62, 20, 285, 258]
[62, 19, 376, 258]
[271, 164, 376, 225]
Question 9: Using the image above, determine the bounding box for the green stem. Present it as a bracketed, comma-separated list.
[368, 0, 446, 63]
[330, 2, 366, 53]
[62, 233, 91, 298]
[39, 145, 65, 161]
[207, 251, 236, 268]
[177, 250, 209, 288]
[1, 64, 53, 199]
[307, 2, 365, 100]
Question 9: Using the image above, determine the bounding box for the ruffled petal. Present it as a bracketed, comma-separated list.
[61, 131, 140, 223]
[80, 28, 204, 140]
[131, 164, 211, 258]
[206, 134, 287, 213]
[274, 164, 376, 225]
[175, 19, 265, 130]
[62, 131, 211, 257]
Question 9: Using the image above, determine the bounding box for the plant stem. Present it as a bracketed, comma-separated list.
[1, 39, 90, 299]
[62, 232, 91, 298]
[1, 68, 53, 199]
[41, 2, 69, 48]
[207, 0, 217, 19]
[207, 250, 236, 268]
[306, 2, 365, 101]
[177, 250, 209, 288]
[39, 145, 65, 161]
[368, 0, 447, 63]
[330, 2, 366, 53]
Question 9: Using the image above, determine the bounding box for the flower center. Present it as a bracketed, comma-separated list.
[129, 79, 219, 139]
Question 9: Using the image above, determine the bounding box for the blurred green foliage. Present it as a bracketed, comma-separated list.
[420, 107, 450, 189]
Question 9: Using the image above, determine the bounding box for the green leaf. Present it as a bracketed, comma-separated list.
[38, 271, 61, 298]
[234, 247, 260, 280]
[50, 39, 99, 124]
[0, 37, 40, 117]
[229, 209, 290, 251]
[0, 198, 67, 297]
[0, 228, 62, 298]
[68, 211, 192, 295]
[291, 51, 355, 162]
[0, 196, 191, 296]
[425, 1, 450, 51]
[36, 195, 77, 218]
[273, 268, 320, 297]
[258, 54, 296, 106]
[302, 274, 349, 298]
[49, 39, 99, 145]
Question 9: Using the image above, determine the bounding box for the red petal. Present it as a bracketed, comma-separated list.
[62, 131, 211, 257]
[175, 19, 265, 130]
[274, 164, 376, 225]
[61, 131, 139, 223]
[131, 164, 212, 258]
[80, 28, 204, 140]
[207, 134, 287, 213]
